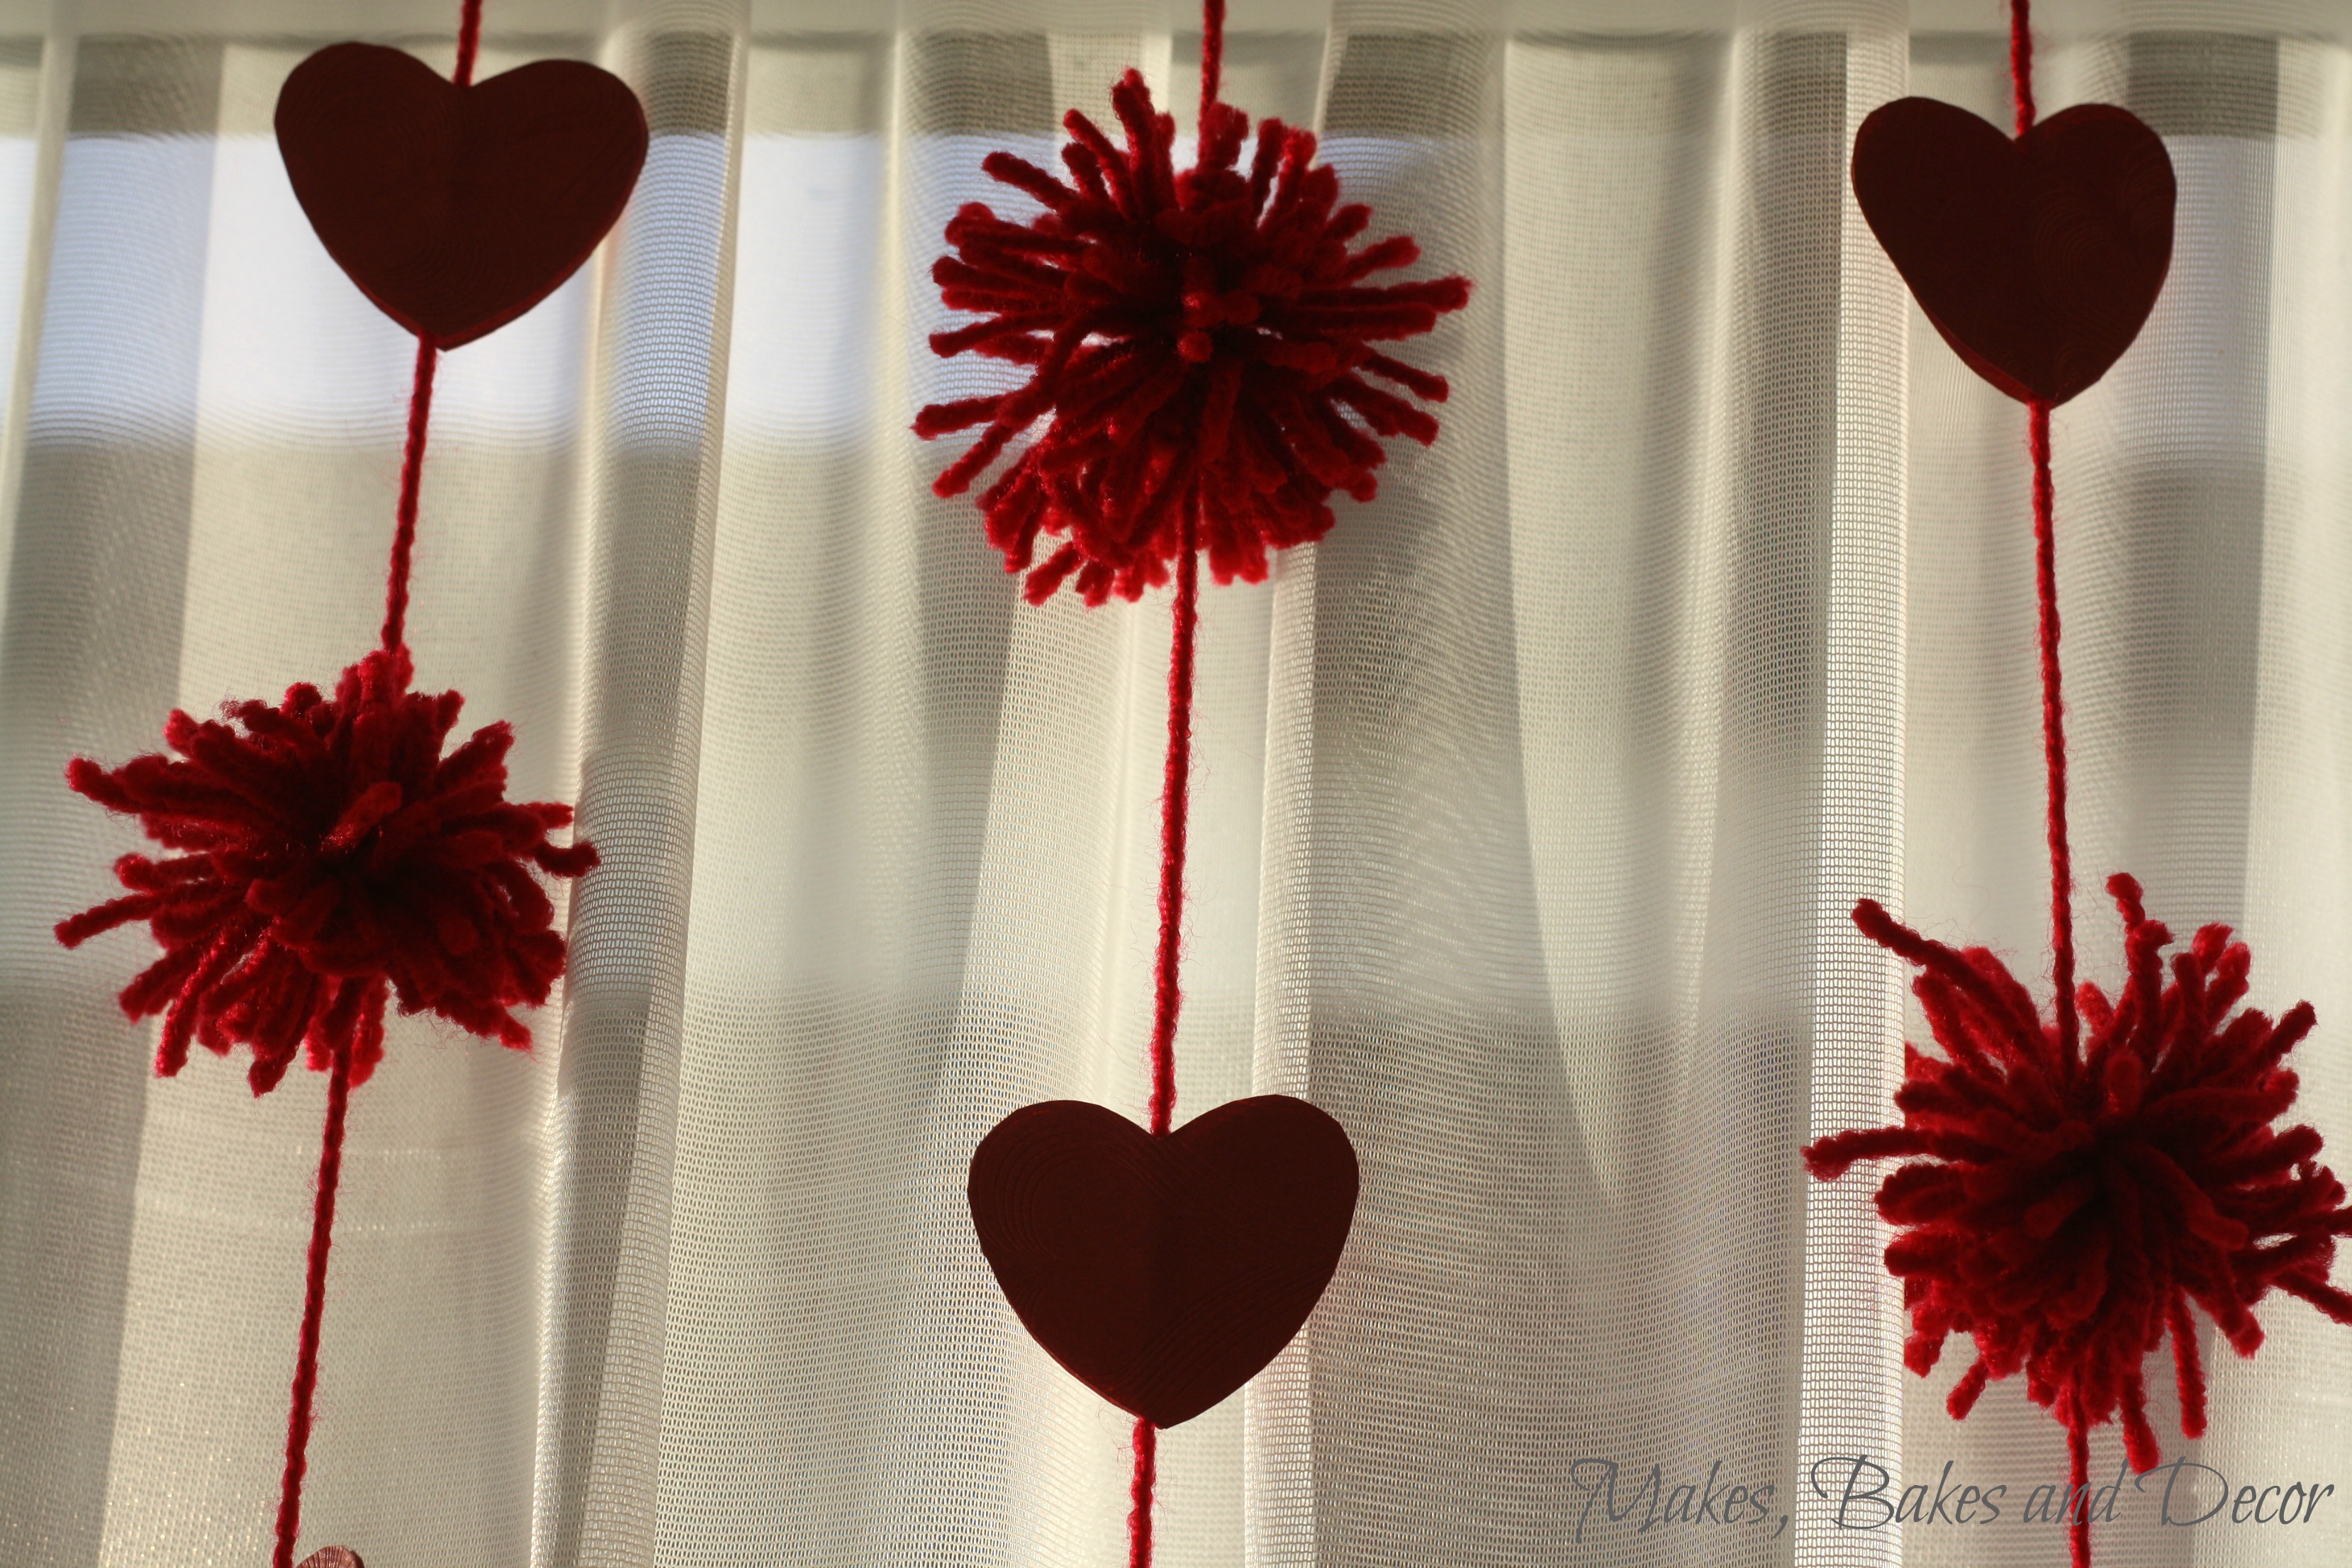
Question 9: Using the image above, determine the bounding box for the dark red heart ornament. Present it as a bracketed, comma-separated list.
[275, 43, 647, 348]
[1852, 96, 2174, 405]
[968, 1094, 1359, 1428]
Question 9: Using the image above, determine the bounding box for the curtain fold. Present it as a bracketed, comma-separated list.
[2, 3, 2350, 1566]
[539, 12, 745, 1568]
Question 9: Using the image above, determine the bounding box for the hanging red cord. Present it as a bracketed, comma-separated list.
[2004, 0, 2078, 1077]
[1128, 1415, 1159, 1567]
[380, 0, 475, 655]
[1138, 17, 1222, 1555]
[2007, 0, 2036, 138]
[2021, 38, 2084, 1554]
[273, 1035, 352, 1568]
[1124, 500, 1197, 1565]
[2027, 398, 2076, 1070]
[1148, 505, 1198, 1141]
[2022, 6, 2104, 1525]
[383, 337, 439, 654]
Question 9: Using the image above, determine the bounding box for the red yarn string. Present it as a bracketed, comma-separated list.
[1128, 1417, 1158, 1566]
[2029, 401, 2078, 1068]
[2009, 0, 2036, 137]
[278, 10, 478, 1558]
[271, 1035, 354, 1568]
[455, 0, 483, 87]
[2017, 10, 2086, 1561]
[1150, 504, 1199, 1139]
[2067, 1411, 2090, 1568]
[1127, 10, 1224, 1555]
[1126, 413, 1203, 1568]
[381, 336, 440, 654]
[2010, 3, 2078, 1068]
[1198, 0, 1224, 142]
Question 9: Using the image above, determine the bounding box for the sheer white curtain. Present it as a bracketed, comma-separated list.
[2, 1, 2349, 1565]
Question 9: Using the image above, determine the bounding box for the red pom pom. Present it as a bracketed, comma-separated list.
[917, 69, 1470, 605]
[1806, 876, 2352, 1465]
[55, 645, 597, 1095]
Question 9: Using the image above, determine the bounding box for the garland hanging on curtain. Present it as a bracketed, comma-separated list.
[1806, 6, 2352, 1566]
[921, 3, 1469, 1560]
[52, 5, 645, 1564]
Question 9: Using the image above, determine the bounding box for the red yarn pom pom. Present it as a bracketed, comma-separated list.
[1807, 876, 2352, 1466]
[917, 69, 1470, 605]
[55, 645, 597, 1095]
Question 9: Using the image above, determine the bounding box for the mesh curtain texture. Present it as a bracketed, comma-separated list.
[1, 1, 2350, 1564]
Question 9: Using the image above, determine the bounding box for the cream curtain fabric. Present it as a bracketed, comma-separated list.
[3, 2, 2350, 1565]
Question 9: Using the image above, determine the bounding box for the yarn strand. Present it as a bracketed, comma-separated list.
[2010, 0, 2036, 137]
[1128, 1417, 1158, 1567]
[379, 0, 481, 655]
[1199, 0, 1224, 139]
[2067, 1413, 2090, 1568]
[1128, 496, 1201, 1568]
[1150, 502, 1199, 1139]
[455, 0, 483, 87]
[2020, 12, 2085, 1564]
[285, 11, 474, 1559]
[271, 1034, 355, 1568]
[1131, 14, 1223, 1555]
[381, 336, 440, 656]
[2029, 400, 2077, 1068]
[2012, 2, 2078, 1069]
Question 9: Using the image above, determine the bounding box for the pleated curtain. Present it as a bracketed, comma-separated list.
[2, 1, 2349, 1564]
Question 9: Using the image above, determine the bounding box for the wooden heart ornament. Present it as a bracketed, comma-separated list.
[968, 1095, 1358, 1428]
[276, 43, 647, 348]
[1852, 98, 2174, 405]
